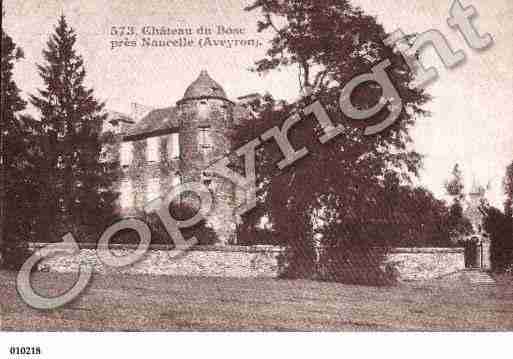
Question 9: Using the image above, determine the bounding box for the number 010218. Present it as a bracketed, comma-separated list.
[9, 346, 41, 355]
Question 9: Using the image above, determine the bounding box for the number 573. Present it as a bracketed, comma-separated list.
[110, 26, 135, 36]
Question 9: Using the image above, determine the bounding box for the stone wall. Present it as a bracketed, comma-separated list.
[28, 244, 464, 281]
[385, 247, 465, 281]
[30, 244, 283, 278]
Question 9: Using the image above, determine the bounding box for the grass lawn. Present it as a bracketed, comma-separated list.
[1, 270, 512, 331]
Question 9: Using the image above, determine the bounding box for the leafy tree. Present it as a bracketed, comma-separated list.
[238, 1, 431, 279]
[482, 205, 513, 272]
[504, 161, 513, 217]
[1, 16, 41, 267]
[380, 182, 455, 247]
[30, 15, 118, 241]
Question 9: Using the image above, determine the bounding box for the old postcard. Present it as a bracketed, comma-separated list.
[1, 0, 512, 356]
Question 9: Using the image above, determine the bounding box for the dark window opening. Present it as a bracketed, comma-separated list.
[198, 127, 212, 150]
[202, 171, 213, 186]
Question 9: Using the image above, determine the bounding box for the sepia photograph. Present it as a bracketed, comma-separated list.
[1, 0, 512, 356]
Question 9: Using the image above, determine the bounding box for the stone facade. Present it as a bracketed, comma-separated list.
[105, 71, 252, 244]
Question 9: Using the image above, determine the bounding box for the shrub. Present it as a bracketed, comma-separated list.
[237, 228, 280, 246]
[318, 242, 397, 286]
[278, 244, 317, 279]
[483, 206, 513, 272]
[108, 202, 219, 246]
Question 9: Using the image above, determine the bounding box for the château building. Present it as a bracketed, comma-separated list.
[103, 71, 254, 244]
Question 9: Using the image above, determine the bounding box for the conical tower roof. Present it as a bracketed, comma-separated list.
[181, 70, 227, 102]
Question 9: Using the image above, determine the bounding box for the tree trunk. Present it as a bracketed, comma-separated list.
[37, 130, 57, 242]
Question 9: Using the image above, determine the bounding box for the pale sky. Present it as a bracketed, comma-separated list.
[4, 0, 513, 207]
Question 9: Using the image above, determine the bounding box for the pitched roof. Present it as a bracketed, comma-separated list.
[106, 110, 134, 124]
[124, 107, 179, 141]
[122, 103, 252, 141]
[103, 110, 135, 135]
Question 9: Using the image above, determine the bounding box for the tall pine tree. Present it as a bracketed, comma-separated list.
[31, 15, 118, 241]
[1, 14, 41, 267]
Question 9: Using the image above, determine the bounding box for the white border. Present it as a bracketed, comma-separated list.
[1, 332, 512, 359]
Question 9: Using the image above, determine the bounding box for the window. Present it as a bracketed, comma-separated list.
[198, 101, 208, 119]
[101, 144, 116, 163]
[168, 133, 180, 159]
[198, 127, 212, 151]
[146, 177, 160, 203]
[172, 174, 181, 188]
[57, 155, 65, 169]
[120, 142, 133, 167]
[120, 180, 133, 209]
[99, 148, 108, 163]
[146, 137, 160, 162]
[201, 171, 213, 186]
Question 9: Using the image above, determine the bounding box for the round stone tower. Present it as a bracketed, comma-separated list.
[176, 70, 237, 244]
